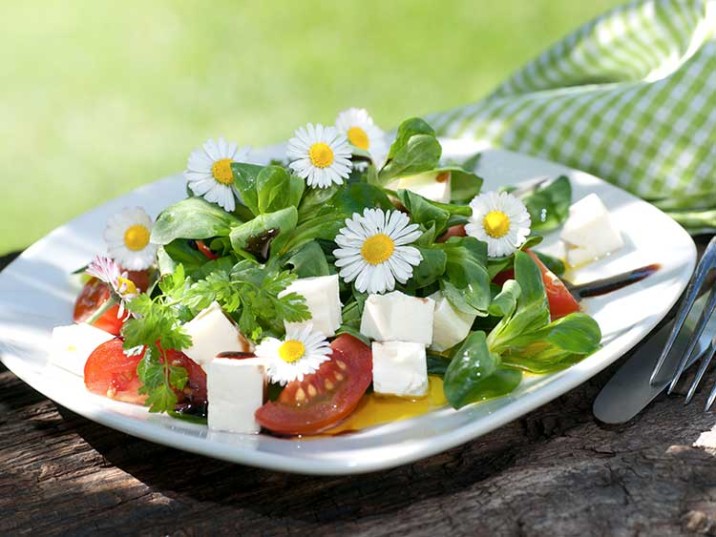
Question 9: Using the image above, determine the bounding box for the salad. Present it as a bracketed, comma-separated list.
[61, 110, 605, 437]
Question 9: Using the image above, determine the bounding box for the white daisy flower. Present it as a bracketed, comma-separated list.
[86, 255, 140, 318]
[335, 108, 388, 165]
[286, 123, 352, 188]
[465, 191, 531, 258]
[255, 324, 332, 386]
[103, 207, 158, 270]
[185, 137, 250, 212]
[333, 208, 423, 294]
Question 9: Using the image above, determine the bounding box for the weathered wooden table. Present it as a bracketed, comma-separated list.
[2, 242, 716, 537]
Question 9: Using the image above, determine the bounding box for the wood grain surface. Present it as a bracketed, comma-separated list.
[2, 242, 716, 537]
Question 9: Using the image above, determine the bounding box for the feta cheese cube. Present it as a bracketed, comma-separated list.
[207, 357, 266, 434]
[50, 323, 114, 376]
[279, 274, 342, 336]
[372, 341, 428, 397]
[428, 291, 476, 352]
[360, 291, 434, 345]
[388, 171, 451, 203]
[183, 301, 250, 372]
[560, 193, 624, 267]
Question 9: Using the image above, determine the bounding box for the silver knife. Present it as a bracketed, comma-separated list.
[593, 293, 716, 424]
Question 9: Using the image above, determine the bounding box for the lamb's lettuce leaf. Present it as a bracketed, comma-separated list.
[438, 236, 491, 316]
[515, 175, 571, 232]
[229, 206, 298, 256]
[378, 118, 442, 183]
[487, 251, 601, 374]
[443, 331, 522, 409]
[151, 197, 241, 245]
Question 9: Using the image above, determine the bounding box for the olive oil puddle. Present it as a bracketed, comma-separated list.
[322, 377, 447, 436]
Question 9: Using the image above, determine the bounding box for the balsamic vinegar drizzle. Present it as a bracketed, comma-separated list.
[567, 263, 661, 299]
[245, 228, 280, 262]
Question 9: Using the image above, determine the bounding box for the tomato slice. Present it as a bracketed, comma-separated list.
[168, 349, 208, 413]
[73, 270, 150, 336]
[493, 250, 580, 320]
[73, 278, 126, 335]
[84, 339, 207, 409]
[84, 338, 146, 404]
[255, 334, 373, 436]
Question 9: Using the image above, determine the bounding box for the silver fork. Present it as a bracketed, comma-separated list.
[650, 235, 716, 409]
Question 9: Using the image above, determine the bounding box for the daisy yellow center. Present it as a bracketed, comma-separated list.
[278, 340, 305, 364]
[309, 142, 334, 168]
[211, 158, 234, 185]
[483, 211, 511, 239]
[347, 126, 370, 150]
[123, 224, 150, 251]
[117, 276, 137, 295]
[360, 233, 395, 265]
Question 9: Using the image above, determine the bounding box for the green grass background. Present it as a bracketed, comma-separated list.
[0, 0, 622, 255]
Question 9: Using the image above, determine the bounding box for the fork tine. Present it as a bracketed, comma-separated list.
[685, 336, 716, 404]
[702, 344, 716, 411]
[651, 236, 716, 385]
[668, 285, 716, 393]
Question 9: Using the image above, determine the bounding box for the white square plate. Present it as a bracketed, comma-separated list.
[0, 143, 696, 475]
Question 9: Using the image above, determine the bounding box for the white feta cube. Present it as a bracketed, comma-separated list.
[50, 323, 114, 376]
[183, 301, 250, 372]
[360, 291, 434, 345]
[207, 357, 266, 434]
[560, 193, 624, 267]
[389, 171, 451, 203]
[372, 341, 428, 397]
[428, 291, 476, 352]
[279, 274, 342, 336]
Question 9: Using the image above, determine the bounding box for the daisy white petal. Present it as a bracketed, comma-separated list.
[254, 324, 332, 386]
[335, 108, 388, 166]
[103, 207, 157, 270]
[332, 208, 423, 294]
[465, 191, 531, 258]
[286, 123, 352, 189]
[184, 138, 250, 212]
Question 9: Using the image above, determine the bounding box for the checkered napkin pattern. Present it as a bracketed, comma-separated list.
[430, 0, 716, 233]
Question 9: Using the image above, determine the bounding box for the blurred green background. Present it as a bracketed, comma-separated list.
[1, 0, 622, 255]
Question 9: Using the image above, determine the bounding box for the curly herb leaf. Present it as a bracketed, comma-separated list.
[122, 292, 192, 413]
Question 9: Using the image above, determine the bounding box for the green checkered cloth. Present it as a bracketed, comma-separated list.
[430, 0, 716, 233]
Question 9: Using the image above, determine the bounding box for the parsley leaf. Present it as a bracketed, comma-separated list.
[119, 258, 309, 414]
[162, 259, 310, 341]
[122, 290, 192, 413]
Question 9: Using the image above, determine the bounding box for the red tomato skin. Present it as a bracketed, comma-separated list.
[167, 349, 208, 407]
[437, 224, 467, 243]
[73, 270, 150, 336]
[493, 251, 580, 320]
[255, 334, 373, 436]
[195, 240, 219, 260]
[84, 338, 146, 404]
[73, 279, 126, 335]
